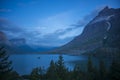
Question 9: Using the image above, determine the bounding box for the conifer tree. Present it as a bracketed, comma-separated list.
[46, 60, 58, 80]
[30, 67, 45, 80]
[0, 46, 12, 80]
[99, 59, 107, 80]
[87, 56, 93, 73]
[109, 60, 120, 80]
[87, 56, 96, 80]
[56, 55, 68, 80]
[72, 65, 84, 80]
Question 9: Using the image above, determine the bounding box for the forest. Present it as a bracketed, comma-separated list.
[0, 46, 120, 80]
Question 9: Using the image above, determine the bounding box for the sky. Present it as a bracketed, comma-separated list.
[0, 0, 120, 47]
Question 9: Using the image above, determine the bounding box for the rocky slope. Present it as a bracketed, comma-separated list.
[52, 6, 120, 56]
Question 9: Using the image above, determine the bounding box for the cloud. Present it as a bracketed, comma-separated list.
[0, 18, 24, 39]
[25, 8, 102, 46]
[0, 18, 22, 33]
[37, 11, 75, 36]
[58, 27, 84, 40]
[0, 3, 81, 46]
[0, 6, 107, 47]
[26, 29, 73, 46]
[71, 6, 105, 28]
[0, 8, 12, 12]
[21, 11, 81, 46]
[57, 6, 105, 40]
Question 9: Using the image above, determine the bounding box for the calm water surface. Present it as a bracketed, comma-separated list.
[9, 54, 86, 75]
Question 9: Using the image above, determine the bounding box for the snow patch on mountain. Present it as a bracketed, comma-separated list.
[106, 21, 111, 31]
[104, 35, 107, 39]
[91, 15, 114, 24]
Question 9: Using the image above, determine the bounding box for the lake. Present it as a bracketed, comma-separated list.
[9, 54, 87, 75]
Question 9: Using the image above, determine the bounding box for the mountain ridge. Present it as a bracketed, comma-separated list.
[50, 6, 120, 56]
[0, 31, 56, 54]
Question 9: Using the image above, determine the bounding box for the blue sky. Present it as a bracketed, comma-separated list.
[0, 0, 120, 46]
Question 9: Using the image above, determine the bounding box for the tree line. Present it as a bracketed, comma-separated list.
[0, 46, 120, 80]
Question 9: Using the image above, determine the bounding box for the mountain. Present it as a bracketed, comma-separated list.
[9, 38, 57, 53]
[52, 6, 120, 57]
[10, 38, 26, 46]
[9, 38, 36, 53]
[0, 31, 7, 41]
[0, 32, 56, 53]
[0, 31, 11, 46]
[31, 45, 57, 52]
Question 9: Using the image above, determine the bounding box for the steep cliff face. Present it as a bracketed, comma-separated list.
[53, 7, 120, 55]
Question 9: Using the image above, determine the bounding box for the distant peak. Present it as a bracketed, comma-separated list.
[98, 6, 117, 16]
[104, 6, 109, 9]
[101, 6, 109, 12]
[0, 31, 4, 35]
[0, 31, 6, 37]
